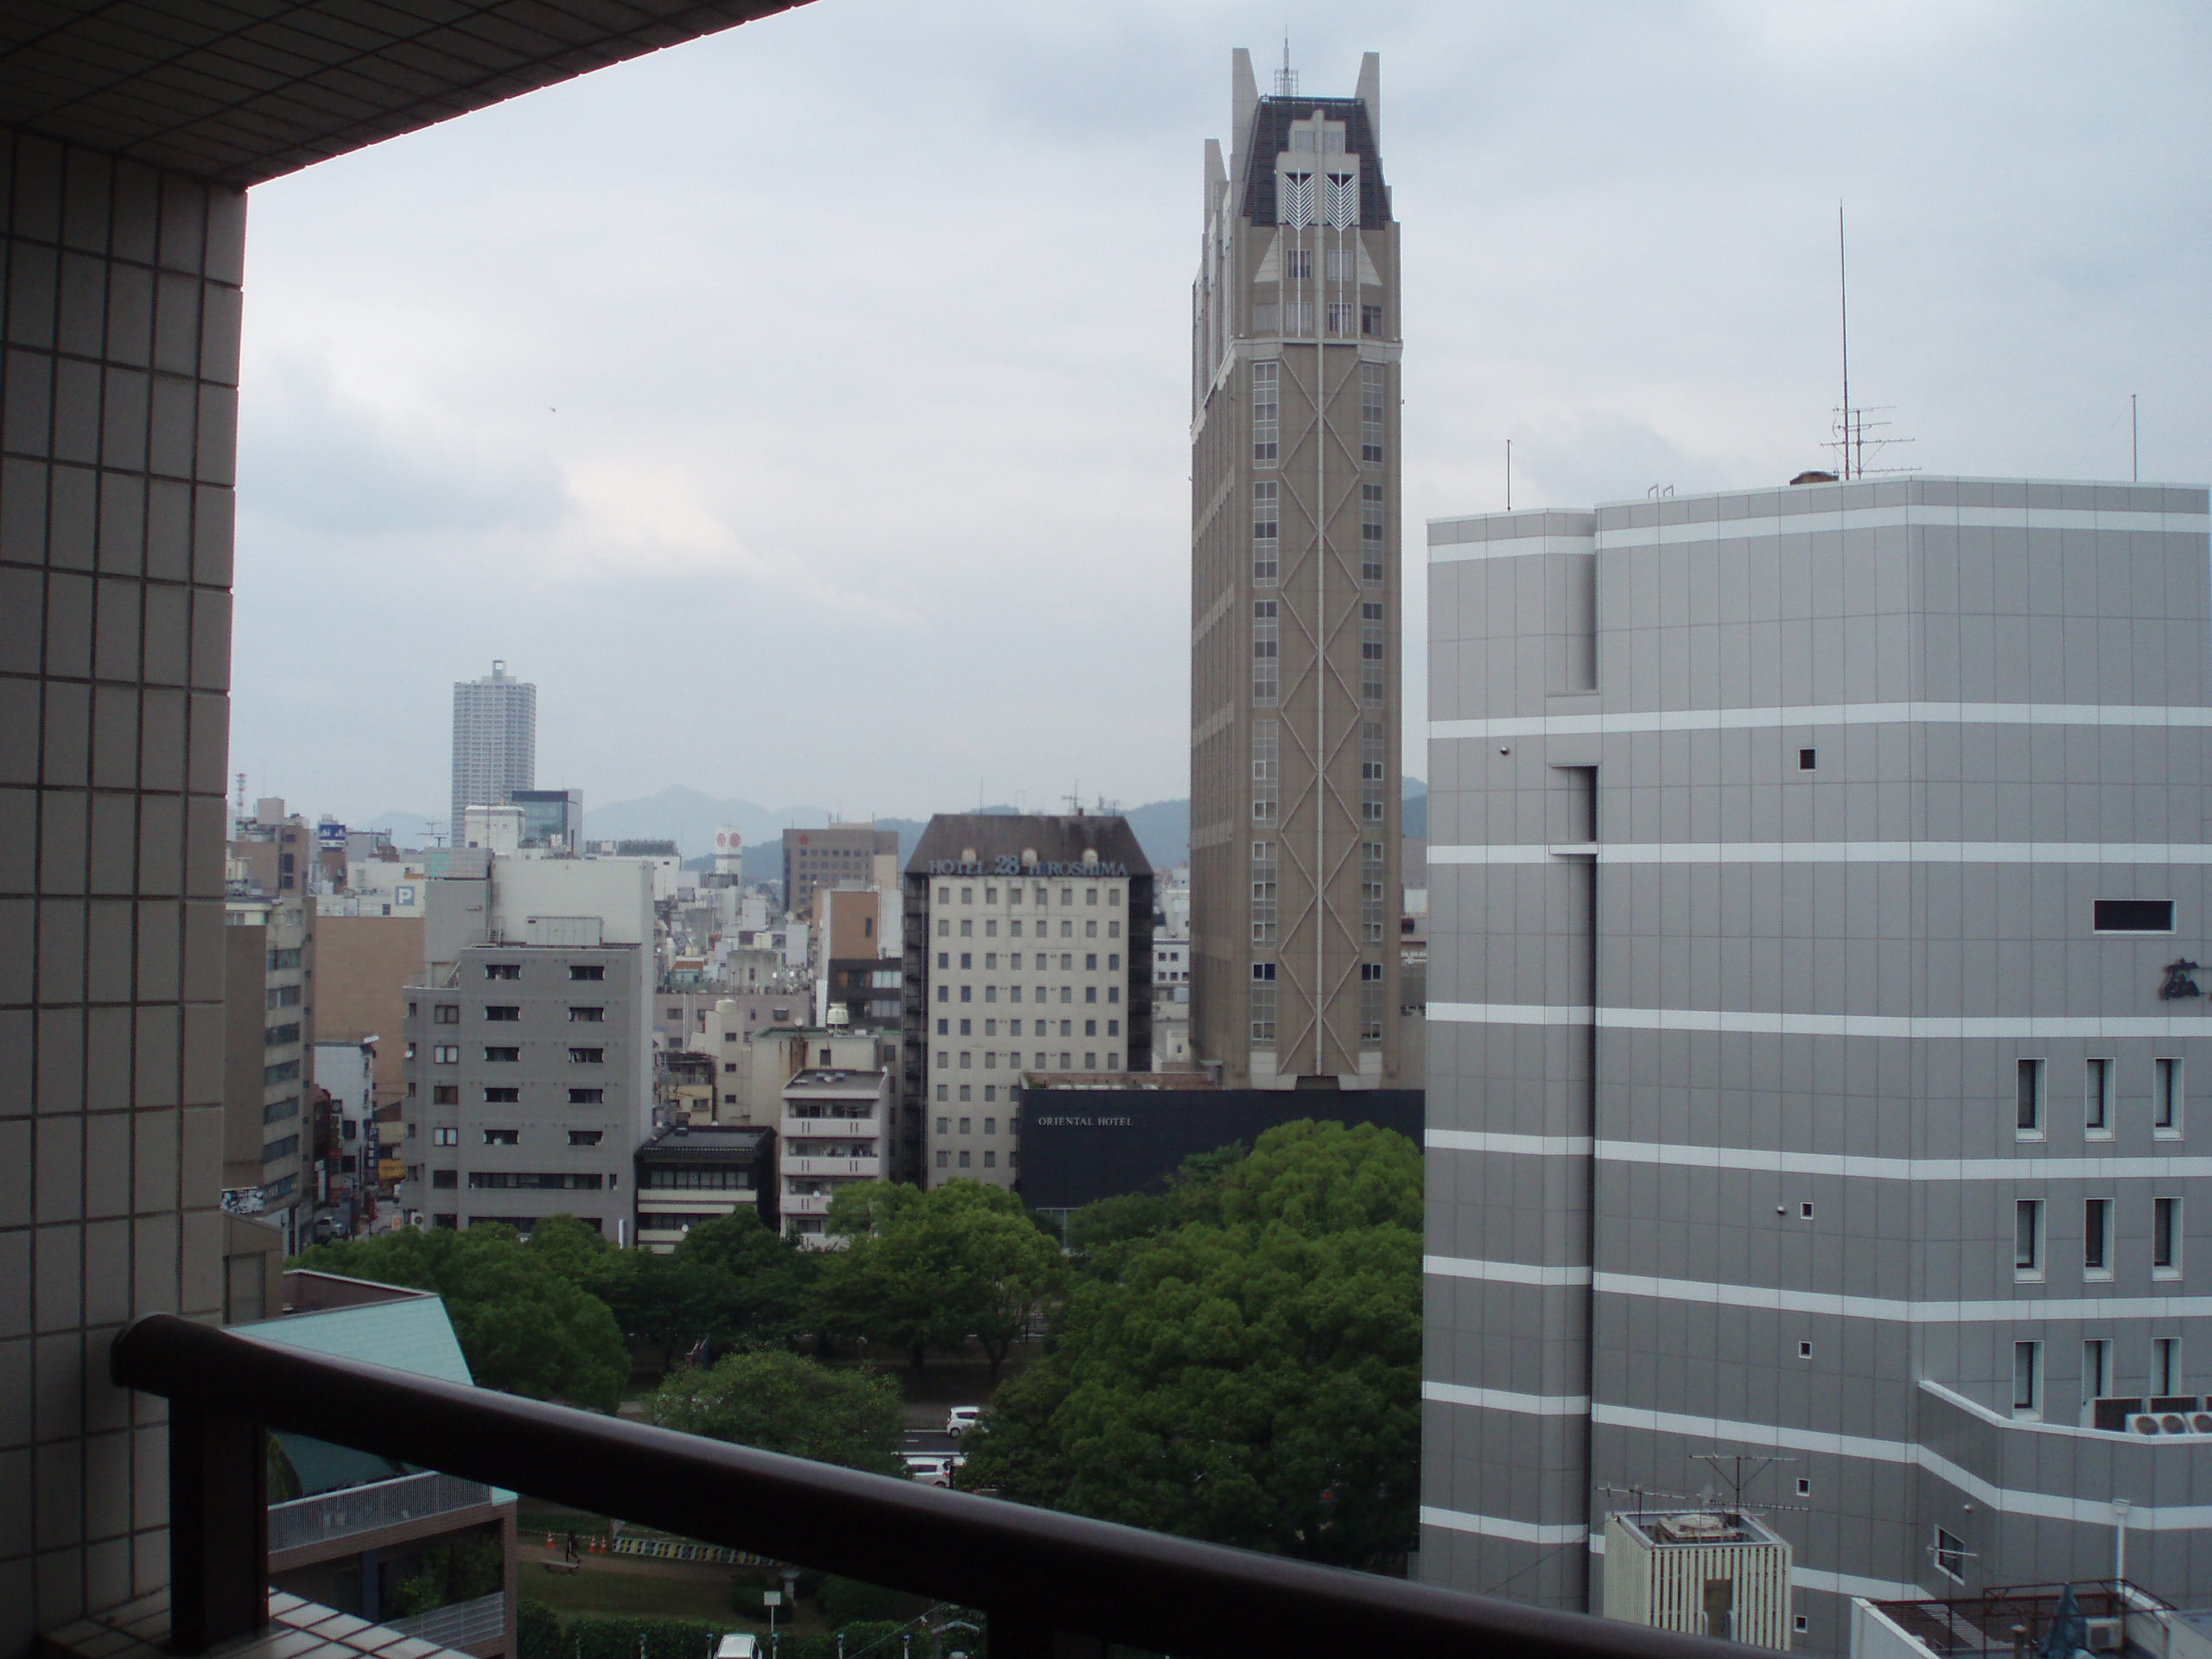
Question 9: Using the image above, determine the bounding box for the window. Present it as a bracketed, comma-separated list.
[1253, 600, 1280, 703]
[1359, 361, 1385, 467]
[1284, 246, 1311, 278]
[2154, 1337, 2183, 1395]
[935, 1151, 949, 1169]
[1360, 960, 1384, 1043]
[483, 1128, 518, 1146]
[2014, 1199, 2043, 1278]
[2012, 1340, 2041, 1417]
[1796, 1478, 1811, 1497]
[485, 1005, 519, 1022]
[1325, 300, 1356, 334]
[431, 1085, 458, 1106]
[1360, 302, 1382, 337]
[569, 1047, 604, 1065]
[2086, 1058, 2113, 1135]
[1934, 1529, 1966, 1584]
[961, 952, 973, 969]
[568, 1088, 603, 1104]
[938, 887, 950, 903]
[1360, 482, 1385, 584]
[1250, 960, 1276, 1044]
[938, 919, 950, 938]
[1253, 480, 1280, 583]
[1360, 601, 1385, 704]
[2095, 899, 2174, 931]
[568, 1007, 604, 1022]
[432, 1127, 459, 1147]
[2083, 1338, 2112, 1401]
[1794, 1618, 1809, 1638]
[568, 964, 605, 981]
[958, 1150, 972, 1168]
[2154, 1197, 2182, 1275]
[433, 1004, 459, 1024]
[1254, 719, 1279, 822]
[431, 1169, 457, 1189]
[469, 1171, 603, 1191]
[2017, 1058, 2045, 1137]
[485, 963, 520, 980]
[2084, 1198, 2113, 1278]
[2157, 1058, 2183, 1135]
[569, 1130, 603, 1147]
[433, 1045, 461, 1064]
[1251, 360, 1279, 463]
[1797, 1341, 1812, 1358]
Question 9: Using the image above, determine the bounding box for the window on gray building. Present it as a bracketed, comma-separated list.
[2154, 1337, 2183, 1395]
[2014, 1199, 2044, 1278]
[2154, 1198, 2182, 1275]
[2084, 1199, 2113, 1278]
[2016, 1058, 2045, 1137]
[2012, 1341, 2041, 1417]
[2086, 1058, 2113, 1135]
[2157, 1058, 2184, 1135]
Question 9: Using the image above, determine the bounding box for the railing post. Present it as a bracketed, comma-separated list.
[168, 1400, 268, 1650]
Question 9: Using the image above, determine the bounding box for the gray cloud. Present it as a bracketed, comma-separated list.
[226, 0, 2212, 825]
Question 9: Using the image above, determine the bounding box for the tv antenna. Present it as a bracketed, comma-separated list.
[1274, 34, 1297, 97]
[1827, 202, 1918, 480]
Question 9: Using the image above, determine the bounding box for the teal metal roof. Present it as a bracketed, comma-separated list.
[238, 1294, 474, 1387]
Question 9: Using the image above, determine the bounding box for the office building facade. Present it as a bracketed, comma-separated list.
[1189, 49, 1404, 1090]
[450, 662, 535, 843]
[900, 814, 1154, 1190]
[782, 823, 899, 921]
[1420, 477, 2212, 1643]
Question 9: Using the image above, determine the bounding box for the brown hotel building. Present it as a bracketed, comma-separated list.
[1188, 49, 1404, 1089]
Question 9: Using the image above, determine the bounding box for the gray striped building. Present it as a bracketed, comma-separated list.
[1419, 476, 2212, 1649]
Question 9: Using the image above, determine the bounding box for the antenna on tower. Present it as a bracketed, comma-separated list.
[1274, 32, 1297, 97]
[1823, 201, 1918, 480]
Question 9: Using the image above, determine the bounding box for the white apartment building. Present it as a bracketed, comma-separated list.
[899, 815, 1154, 1191]
[779, 1059, 890, 1247]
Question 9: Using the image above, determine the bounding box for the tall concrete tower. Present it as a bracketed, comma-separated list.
[450, 660, 536, 843]
[1189, 49, 1402, 1090]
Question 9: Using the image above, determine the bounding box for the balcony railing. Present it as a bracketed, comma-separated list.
[386, 1589, 507, 1649]
[269, 1469, 493, 1554]
[114, 1312, 1732, 1659]
[784, 1154, 880, 1178]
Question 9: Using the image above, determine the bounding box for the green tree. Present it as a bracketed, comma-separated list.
[812, 1180, 1063, 1376]
[296, 1224, 628, 1410]
[517, 1599, 560, 1659]
[390, 1533, 504, 1615]
[645, 1347, 904, 1475]
[956, 1121, 1420, 1570]
[675, 1208, 817, 1348]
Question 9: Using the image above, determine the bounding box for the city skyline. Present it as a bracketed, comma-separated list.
[223, 2, 2209, 825]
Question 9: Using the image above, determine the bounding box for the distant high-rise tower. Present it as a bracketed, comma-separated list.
[1189, 49, 1402, 1089]
[450, 661, 536, 842]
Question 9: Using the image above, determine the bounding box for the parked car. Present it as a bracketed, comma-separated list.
[715, 1637, 759, 1659]
[944, 1406, 983, 1437]
[902, 1452, 963, 1487]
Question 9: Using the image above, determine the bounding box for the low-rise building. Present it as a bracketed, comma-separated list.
[634, 1123, 776, 1252]
[245, 1269, 518, 1655]
[779, 1064, 891, 1247]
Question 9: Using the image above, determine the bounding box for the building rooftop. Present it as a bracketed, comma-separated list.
[781, 1069, 887, 1098]
[908, 814, 1151, 880]
[1020, 1073, 1218, 1091]
[638, 1124, 773, 1163]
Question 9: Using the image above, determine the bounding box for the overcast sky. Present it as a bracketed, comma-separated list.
[229, 0, 2211, 830]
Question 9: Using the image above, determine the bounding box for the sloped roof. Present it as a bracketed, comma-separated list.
[238, 1289, 474, 1386]
[907, 813, 1152, 878]
[0, 0, 806, 186]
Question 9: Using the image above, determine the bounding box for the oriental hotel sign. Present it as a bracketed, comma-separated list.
[927, 858, 1131, 879]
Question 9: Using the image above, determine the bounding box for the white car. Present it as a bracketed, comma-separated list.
[716, 1638, 760, 1659]
[902, 1452, 963, 1487]
[944, 1406, 983, 1437]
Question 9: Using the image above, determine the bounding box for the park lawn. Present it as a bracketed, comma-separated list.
[523, 1563, 751, 1624]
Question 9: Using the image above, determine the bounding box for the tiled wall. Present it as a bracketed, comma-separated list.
[0, 127, 243, 1656]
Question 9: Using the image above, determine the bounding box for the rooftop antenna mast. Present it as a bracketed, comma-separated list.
[1838, 201, 1850, 480]
[1825, 202, 1918, 480]
[1275, 32, 1297, 96]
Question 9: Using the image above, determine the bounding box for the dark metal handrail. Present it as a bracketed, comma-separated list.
[113, 1313, 1730, 1659]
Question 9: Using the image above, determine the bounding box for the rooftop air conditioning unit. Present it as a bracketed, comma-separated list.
[2084, 1618, 2125, 1652]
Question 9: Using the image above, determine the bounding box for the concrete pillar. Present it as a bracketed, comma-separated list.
[0, 127, 244, 1655]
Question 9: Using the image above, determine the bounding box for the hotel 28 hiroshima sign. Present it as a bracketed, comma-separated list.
[927, 857, 1130, 879]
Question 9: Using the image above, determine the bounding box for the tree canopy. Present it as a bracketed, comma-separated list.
[956, 1120, 1421, 1569]
[812, 1179, 1065, 1376]
[643, 1348, 905, 1476]
[296, 1223, 629, 1411]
